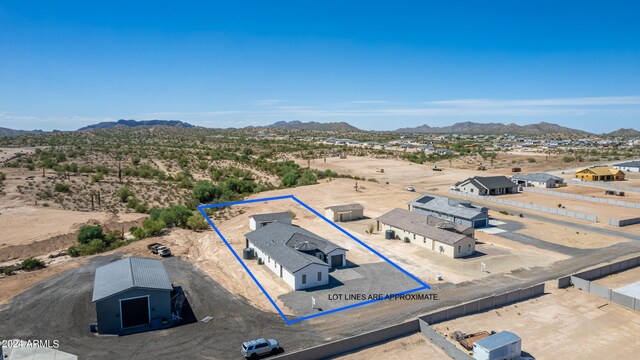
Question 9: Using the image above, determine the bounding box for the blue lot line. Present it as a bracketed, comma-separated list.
[197, 195, 430, 325]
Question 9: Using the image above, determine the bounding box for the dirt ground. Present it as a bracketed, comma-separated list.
[432, 282, 640, 360]
[593, 266, 640, 289]
[336, 332, 449, 360]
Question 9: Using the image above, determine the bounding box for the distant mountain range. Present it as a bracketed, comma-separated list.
[76, 119, 194, 131]
[256, 120, 361, 131]
[606, 128, 640, 138]
[392, 121, 592, 136]
[1, 119, 639, 137]
[0, 127, 45, 137]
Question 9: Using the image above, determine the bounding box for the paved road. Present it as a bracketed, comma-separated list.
[0, 254, 320, 360]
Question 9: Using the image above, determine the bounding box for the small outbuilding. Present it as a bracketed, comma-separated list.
[325, 203, 364, 222]
[249, 211, 293, 230]
[473, 331, 521, 360]
[92, 257, 174, 335]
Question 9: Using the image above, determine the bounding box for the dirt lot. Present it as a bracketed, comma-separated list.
[551, 183, 640, 201]
[432, 282, 640, 360]
[593, 266, 640, 289]
[336, 332, 449, 360]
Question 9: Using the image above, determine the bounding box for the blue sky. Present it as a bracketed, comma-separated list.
[1, 1, 639, 132]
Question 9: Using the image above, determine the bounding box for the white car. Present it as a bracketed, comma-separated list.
[241, 338, 280, 358]
[406, 186, 415, 192]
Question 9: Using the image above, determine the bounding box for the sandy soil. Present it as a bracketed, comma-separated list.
[593, 266, 640, 289]
[336, 332, 449, 360]
[432, 282, 640, 360]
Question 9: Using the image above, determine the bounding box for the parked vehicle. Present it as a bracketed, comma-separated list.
[147, 243, 171, 257]
[241, 338, 280, 358]
[406, 186, 415, 192]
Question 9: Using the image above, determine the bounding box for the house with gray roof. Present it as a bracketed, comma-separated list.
[249, 211, 293, 230]
[377, 208, 475, 258]
[511, 172, 564, 188]
[454, 176, 518, 196]
[92, 257, 174, 335]
[245, 222, 347, 290]
[613, 160, 640, 173]
[325, 203, 364, 222]
[408, 194, 489, 229]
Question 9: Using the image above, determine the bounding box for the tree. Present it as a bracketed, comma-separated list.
[77, 225, 105, 244]
[187, 214, 209, 231]
[281, 171, 300, 188]
[20, 257, 46, 270]
[141, 219, 166, 237]
[297, 170, 317, 186]
[192, 180, 221, 203]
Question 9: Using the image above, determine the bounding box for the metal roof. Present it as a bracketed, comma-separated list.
[457, 176, 518, 190]
[92, 257, 173, 302]
[245, 223, 344, 273]
[249, 211, 292, 222]
[474, 331, 521, 351]
[511, 172, 564, 183]
[376, 208, 472, 245]
[325, 203, 364, 212]
[408, 194, 487, 221]
[614, 161, 640, 168]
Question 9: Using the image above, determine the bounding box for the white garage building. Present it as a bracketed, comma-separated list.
[325, 203, 364, 222]
[245, 222, 347, 290]
[511, 172, 564, 188]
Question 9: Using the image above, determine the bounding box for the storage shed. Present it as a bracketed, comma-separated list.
[473, 331, 521, 360]
[324, 203, 364, 222]
[92, 257, 174, 335]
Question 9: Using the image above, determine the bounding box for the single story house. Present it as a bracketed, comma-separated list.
[510, 172, 564, 188]
[325, 203, 364, 222]
[454, 176, 518, 196]
[249, 211, 293, 230]
[377, 208, 475, 258]
[92, 257, 174, 335]
[245, 222, 347, 290]
[613, 161, 640, 173]
[408, 194, 489, 229]
[575, 166, 625, 181]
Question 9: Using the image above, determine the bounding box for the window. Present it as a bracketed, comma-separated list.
[302, 274, 307, 284]
[413, 234, 416, 240]
[458, 245, 461, 253]
[317, 272, 322, 281]
[255, 343, 268, 349]
[468, 244, 471, 251]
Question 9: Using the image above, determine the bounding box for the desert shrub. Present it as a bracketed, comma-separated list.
[91, 172, 104, 183]
[562, 156, 575, 163]
[281, 171, 299, 187]
[116, 187, 135, 202]
[187, 214, 209, 231]
[141, 219, 167, 237]
[21, 257, 46, 270]
[297, 170, 317, 186]
[54, 182, 71, 192]
[2, 267, 14, 275]
[77, 239, 106, 256]
[527, 157, 537, 163]
[0, 172, 5, 181]
[134, 203, 149, 213]
[67, 245, 80, 257]
[77, 225, 105, 244]
[150, 205, 192, 228]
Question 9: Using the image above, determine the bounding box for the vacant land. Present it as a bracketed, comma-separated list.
[593, 266, 640, 289]
[337, 332, 449, 360]
[433, 283, 640, 360]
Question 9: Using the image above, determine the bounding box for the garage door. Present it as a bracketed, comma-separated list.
[121, 296, 150, 328]
[331, 255, 343, 267]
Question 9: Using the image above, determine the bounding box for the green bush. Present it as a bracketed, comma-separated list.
[116, 187, 135, 202]
[141, 219, 167, 237]
[67, 245, 80, 257]
[3, 267, 14, 275]
[91, 172, 104, 183]
[77, 225, 105, 244]
[76, 239, 106, 256]
[187, 214, 209, 231]
[0, 171, 6, 181]
[54, 182, 71, 192]
[21, 257, 46, 270]
[192, 180, 221, 203]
